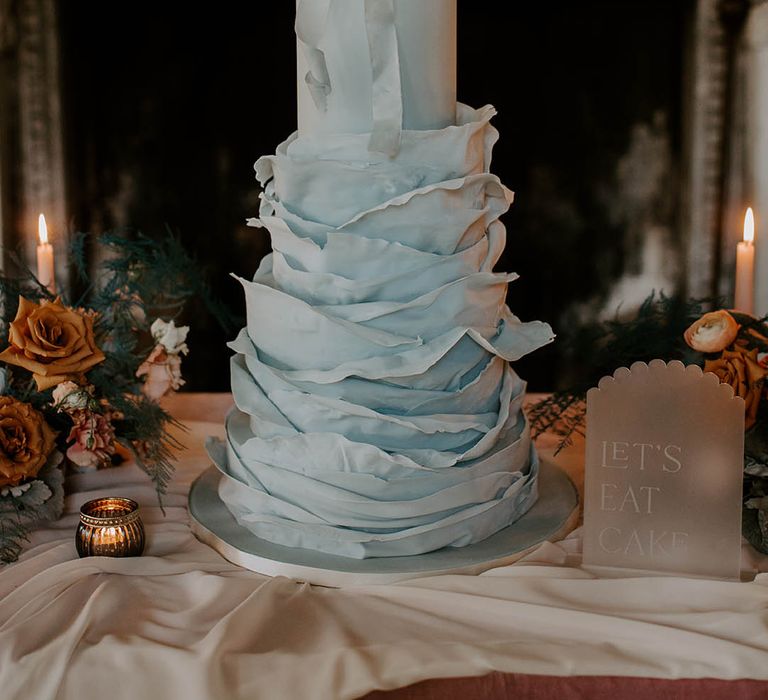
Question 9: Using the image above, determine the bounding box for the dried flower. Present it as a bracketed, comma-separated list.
[0, 296, 105, 390]
[0, 397, 56, 487]
[151, 319, 189, 355]
[66, 410, 116, 471]
[705, 347, 768, 430]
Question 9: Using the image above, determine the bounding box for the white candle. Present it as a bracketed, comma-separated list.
[36, 214, 55, 294]
[735, 207, 755, 315]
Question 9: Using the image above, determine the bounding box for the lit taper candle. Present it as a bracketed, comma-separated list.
[735, 207, 755, 315]
[36, 214, 55, 294]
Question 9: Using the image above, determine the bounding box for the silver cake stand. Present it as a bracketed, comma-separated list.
[189, 460, 579, 587]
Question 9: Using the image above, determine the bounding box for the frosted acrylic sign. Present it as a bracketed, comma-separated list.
[583, 360, 744, 579]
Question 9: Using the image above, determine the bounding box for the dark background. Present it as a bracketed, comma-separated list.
[57, 1, 690, 391]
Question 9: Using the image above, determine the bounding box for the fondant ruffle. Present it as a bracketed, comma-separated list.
[211, 104, 554, 558]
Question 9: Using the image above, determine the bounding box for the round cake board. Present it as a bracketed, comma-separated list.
[189, 459, 579, 588]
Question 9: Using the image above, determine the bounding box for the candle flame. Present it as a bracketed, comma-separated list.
[38, 214, 48, 245]
[744, 207, 755, 244]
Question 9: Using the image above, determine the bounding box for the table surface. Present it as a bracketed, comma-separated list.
[1, 392, 767, 700]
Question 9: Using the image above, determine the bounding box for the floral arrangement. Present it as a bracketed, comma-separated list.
[0, 231, 229, 563]
[529, 295, 768, 554]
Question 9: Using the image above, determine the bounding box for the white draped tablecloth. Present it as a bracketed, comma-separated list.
[1, 393, 767, 700]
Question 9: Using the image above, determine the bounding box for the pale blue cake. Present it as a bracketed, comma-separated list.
[207, 0, 554, 559]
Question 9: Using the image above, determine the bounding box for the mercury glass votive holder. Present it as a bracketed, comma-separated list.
[76, 497, 145, 558]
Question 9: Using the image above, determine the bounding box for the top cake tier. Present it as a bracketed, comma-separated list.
[296, 0, 457, 136]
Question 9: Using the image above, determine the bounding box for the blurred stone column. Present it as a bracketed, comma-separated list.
[746, 1, 768, 316]
[0, 0, 17, 272]
[0, 0, 68, 289]
[681, 0, 728, 300]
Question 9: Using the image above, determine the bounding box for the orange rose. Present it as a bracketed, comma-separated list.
[0, 397, 56, 487]
[705, 347, 768, 430]
[684, 310, 739, 353]
[0, 297, 105, 390]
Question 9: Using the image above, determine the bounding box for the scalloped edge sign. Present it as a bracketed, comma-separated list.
[582, 360, 744, 579]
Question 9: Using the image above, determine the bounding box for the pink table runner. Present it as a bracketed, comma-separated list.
[366, 673, 768, 699]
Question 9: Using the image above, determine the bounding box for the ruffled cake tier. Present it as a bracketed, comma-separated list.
[207, 104, 554, 558]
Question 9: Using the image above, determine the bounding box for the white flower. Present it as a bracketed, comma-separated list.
[0, 481, 32, 498]
[150, 319, 189, 355]
[52, 381, 92, 412]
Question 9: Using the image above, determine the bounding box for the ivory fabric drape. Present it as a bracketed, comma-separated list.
[1, 394, 767, 700]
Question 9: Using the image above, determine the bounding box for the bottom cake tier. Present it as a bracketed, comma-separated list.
[206, 401, 540, 559]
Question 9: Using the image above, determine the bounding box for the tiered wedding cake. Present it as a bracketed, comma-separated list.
[208, 0, 554, 559]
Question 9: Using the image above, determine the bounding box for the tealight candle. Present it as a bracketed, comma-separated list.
[36, 214, 55, 294]
[76, 497, 145, 558]
[734, 207, 755, 315]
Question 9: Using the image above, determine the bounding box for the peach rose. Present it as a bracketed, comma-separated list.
[0, 396, 56, 488]
[705, 347, 768, 430]
[684, 310, 739, 353]
[66, 410, 116, 471]
[136, 344, 185, 401]
[0, 296, 105, 391]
